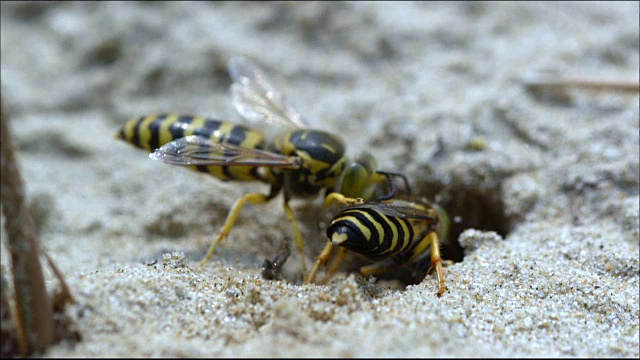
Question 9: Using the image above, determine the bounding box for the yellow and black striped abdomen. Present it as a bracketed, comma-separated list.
[116, 114, 267, 182]
[327, 207, 421, 258]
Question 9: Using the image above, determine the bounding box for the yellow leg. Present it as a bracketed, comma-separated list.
[424, 231, 446, 297]
[303, 192, 363, 284]
[359, 262, 397, 277]
[405, 229, 446, 297]
[321, 247, 349, 284]
[323, 192, 364, 208]
[305, 242, 334, 284]
[302, 192, 359, 284]
[199, 192, 270, 268]
[283, 199, 307, 276]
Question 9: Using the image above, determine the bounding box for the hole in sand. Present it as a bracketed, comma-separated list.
[352, 181, 514, 287]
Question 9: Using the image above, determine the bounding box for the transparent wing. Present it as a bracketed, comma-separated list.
[342, 201, 436, 221]
[149, 135, 301, 168]
[229, 56, 308, 129]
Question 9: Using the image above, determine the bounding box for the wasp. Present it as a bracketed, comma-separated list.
[116, 57, 408, 277]
[306, 193, 450, 296]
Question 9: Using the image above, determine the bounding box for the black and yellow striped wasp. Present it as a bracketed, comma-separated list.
[116, 56, 407, 278]
[306, 193, 450, 296]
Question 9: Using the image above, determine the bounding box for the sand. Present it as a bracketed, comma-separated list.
[1, 1, 638, 357]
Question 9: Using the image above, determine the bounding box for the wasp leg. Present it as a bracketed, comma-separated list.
[320, 247, 349, 284]
[323, 192, 364, 208]
[403, 229, 446, 297]
[424, 231, 446, 297]
[199, 192, 271, 268]
[282, 198, 307, 276]
[359, 261, 398, 277]
[305, 242, 334, 284]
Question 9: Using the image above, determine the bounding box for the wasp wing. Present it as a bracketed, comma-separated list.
[341, 201, 436, 221]
[229, 56, 308, 129]
[149, 135, 301, 168]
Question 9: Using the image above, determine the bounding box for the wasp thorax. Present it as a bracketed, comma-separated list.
[271, 129, 347, 196]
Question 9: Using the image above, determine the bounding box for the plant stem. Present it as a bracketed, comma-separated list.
[1, 96, 55, 356]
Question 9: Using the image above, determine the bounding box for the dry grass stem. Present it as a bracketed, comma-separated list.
[0, 95, 55, 356]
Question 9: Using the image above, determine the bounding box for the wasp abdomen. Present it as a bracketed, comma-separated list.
[327, 207, 415, 258]
[116, 114, 267, 182]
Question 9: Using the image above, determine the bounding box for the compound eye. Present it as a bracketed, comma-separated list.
[336, 162, 368, 197]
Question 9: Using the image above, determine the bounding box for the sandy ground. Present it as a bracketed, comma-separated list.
[1, 1, 638, 357]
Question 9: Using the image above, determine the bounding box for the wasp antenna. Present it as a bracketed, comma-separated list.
[376, 171, 412, 200]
